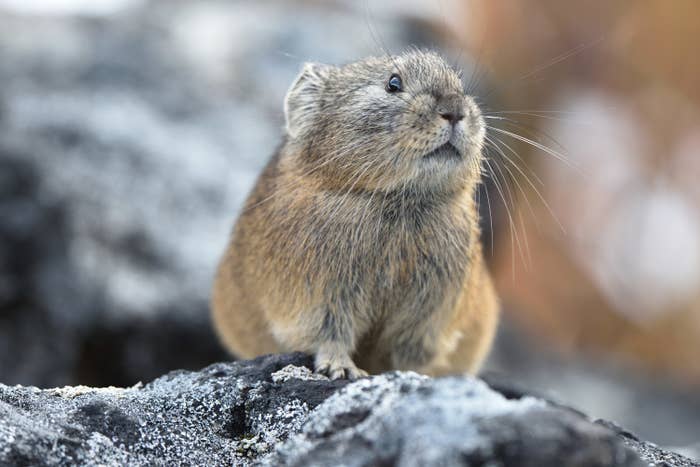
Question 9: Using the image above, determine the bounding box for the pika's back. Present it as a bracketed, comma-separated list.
[212, 50, 498, 379]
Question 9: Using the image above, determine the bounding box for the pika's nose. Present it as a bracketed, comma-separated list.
[437, 94, 465, 125]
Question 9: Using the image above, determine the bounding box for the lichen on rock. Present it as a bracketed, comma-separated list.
[0, 353, 695, 466]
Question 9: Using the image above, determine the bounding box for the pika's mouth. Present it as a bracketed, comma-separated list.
[423, 142, 461, 161]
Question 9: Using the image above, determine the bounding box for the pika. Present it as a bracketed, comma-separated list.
[212, 50, 498, 379]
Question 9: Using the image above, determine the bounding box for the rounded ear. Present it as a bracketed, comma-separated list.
[284, 62, 332, 139]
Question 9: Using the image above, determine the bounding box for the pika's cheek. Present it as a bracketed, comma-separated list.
[447, 121, 479, 157]
[408, 94, 436, 121]
[401, 112, 441, 138]
[465, 99, 484, 129]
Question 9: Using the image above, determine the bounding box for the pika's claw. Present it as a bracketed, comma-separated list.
[348, 367, 369, 380]
[316, 362, 367, 380]
[315, 347, 368, 380]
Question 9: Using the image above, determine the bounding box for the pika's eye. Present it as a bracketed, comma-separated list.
[385, 74, 403, 93]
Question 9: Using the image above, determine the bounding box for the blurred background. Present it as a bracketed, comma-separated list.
[0, 0, 698, 459]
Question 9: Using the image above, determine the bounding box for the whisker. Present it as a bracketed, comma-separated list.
[488, 134, 545, 187]
[488, 110, 579, 113]
[517, 208, 532, 268]
[486, 125, 585, 176]
[362, 1, 422, 97]
[516, 37, 605, 83]
[482, 155, 525, 279]
[490, 136, 566, 233]
[484, 136, 539, 229]
[485, 116, 567, 155]
[481, 179, 494, 258]
[481, 36, 605, 99]
[466, 49, 490, 96]
[485, 110, 587, 125]
[484, 146, 529, 271]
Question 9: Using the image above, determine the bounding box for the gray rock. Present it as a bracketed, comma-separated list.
[0, 353, 694, 467]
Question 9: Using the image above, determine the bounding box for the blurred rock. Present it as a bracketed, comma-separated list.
[0, 0, 438, 387]
[2, 352, 691, 467]
[486, 320, 700, 450]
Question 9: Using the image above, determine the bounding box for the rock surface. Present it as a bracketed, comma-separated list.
[0, 353, 696, 467]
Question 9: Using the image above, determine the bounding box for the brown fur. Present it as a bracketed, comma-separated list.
[212, 51, 498, 379]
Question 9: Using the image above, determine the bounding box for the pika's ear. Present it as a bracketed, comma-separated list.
[284, 62, 333, 139]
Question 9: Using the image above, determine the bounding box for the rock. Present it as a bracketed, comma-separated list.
[0, 353, 695, 467]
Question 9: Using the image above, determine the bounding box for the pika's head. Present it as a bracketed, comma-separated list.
[284, 50, 485, 193]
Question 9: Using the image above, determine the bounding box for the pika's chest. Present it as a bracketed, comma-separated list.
[379, 242, 462, 285]
[276, 192, 475, 306]
[362, 206, 473, 307]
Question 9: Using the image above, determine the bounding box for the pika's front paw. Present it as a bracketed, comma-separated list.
[314, 351, 368, 380]
[316, 362, 368, 380]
